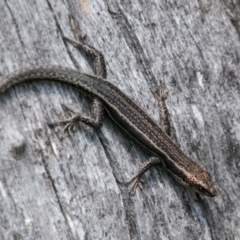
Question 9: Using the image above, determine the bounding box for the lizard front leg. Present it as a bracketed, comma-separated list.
[128, 82, 171, 193]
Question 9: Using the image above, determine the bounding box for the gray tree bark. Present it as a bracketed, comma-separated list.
[0, 0, 240, 239]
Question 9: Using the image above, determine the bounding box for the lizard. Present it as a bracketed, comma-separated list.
[0, 35, 216, 197]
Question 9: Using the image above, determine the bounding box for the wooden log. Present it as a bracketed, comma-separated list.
[0, 0, 240, 239]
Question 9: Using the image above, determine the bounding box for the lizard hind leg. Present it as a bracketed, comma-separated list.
[49, 98, 104, 136]
[63, 36, 107, 79]
[50, 15, 106, 136]
[65, 15, 107, 79]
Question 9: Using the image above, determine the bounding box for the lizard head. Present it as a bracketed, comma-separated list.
[170, 162, 217, 197]
[191, 168, 217, 197]
[183, 166, 217, 197]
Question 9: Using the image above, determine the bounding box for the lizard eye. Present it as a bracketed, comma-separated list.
[197, 186, 209, 195]
[180, 177, 188, 187]
[198, 186, 203, 192]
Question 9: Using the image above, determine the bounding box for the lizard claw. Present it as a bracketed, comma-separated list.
[158, 81, 168, 101]
[48, 104, 80, 137]
[49, 115, 80, 136]
[62, 121, 76, 136]
[127, 176, 144, 194]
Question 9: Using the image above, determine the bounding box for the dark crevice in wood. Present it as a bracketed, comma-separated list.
[97, 128, 140, 239]
[107, 1, 159, 92]
[3, 0, 28, 61]
[221, 0, 240, 39]
[43, 129, 75, 239]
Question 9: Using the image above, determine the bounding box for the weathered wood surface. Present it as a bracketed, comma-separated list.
[0, 0, 240, 239]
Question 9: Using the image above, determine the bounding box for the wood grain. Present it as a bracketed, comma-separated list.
[0, 0, 240, 239]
